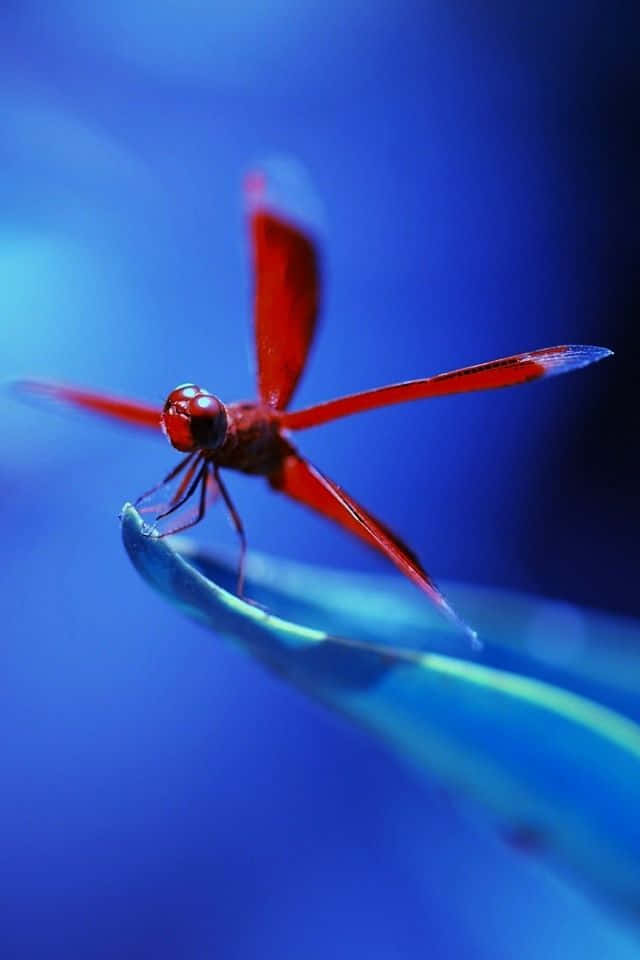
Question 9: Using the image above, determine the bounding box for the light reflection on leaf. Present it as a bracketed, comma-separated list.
[121, 502, 640, 925]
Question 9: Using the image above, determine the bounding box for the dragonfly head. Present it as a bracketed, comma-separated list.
[161, 384, 228, 453]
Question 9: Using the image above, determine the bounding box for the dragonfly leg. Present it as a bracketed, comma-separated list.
[166, 455, 203, 509]
[134, 452, 196, 508]
[155, 459, 206, 522]
[159, 463, 210, 537]
[214, 466, 248, 597]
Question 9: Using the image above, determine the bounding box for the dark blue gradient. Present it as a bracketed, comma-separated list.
[1, 3, 638, 957]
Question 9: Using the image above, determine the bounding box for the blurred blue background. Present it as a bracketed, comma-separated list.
[2, 2, 638, 957]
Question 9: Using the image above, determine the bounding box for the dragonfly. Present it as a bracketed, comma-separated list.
[18, 163, 612, 641]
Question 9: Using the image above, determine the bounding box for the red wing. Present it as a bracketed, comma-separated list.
[15, 380, 161, 431]
[269, 453, 476, 641]
[246, 162, 321, 411]
[279, 345, 612, 430]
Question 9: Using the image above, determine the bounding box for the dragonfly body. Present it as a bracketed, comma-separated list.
[216, 401, 291, 476]
[18, 162, 612, 640]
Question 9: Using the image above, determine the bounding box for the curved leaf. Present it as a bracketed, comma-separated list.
[121, 503, 640, 923]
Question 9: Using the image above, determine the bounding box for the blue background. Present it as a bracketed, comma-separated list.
[1, 2, 638, 957]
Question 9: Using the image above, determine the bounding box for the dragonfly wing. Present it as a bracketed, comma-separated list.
[280, 345, 613, 430]
[269, 453, 476, 641]
[246, 159, 322, 411]
[15, 380, 161, 431]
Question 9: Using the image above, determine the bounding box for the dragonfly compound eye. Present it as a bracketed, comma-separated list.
[187, 392, 228, 450]
[161, 384, 227, 452]
[164, 383, 201, 411]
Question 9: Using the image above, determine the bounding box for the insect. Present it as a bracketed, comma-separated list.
[19, 163, 612, 640]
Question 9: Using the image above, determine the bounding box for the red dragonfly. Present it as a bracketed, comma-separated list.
[19, 164, 612, 640]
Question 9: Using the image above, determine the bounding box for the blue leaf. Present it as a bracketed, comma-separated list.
[121, 502, 640, 924]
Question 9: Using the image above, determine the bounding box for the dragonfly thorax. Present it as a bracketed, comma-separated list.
[161, 383, 228, 453]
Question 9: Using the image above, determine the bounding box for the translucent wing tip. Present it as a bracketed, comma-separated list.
[540, 345, 613, 377]
[244, 154, 325, 236]
[11, 378, 61, 403]
[13, 378, 43, 393]
[437, 593, 482, 651]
